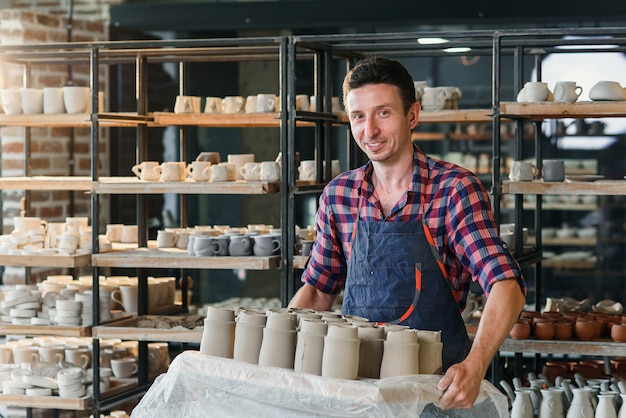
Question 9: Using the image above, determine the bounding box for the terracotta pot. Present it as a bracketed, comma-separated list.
[534, 321, 555, 340]
[510, 320, 532, 340]
[554, 321, 573, 340]
[611, 323, 626, 342]
[575, 319, 595, 341]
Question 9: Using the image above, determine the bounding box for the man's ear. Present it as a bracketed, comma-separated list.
[408, 102, 420, 129]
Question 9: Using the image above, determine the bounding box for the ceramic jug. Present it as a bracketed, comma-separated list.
[617, 394, 626, 418]
[511, 390, 534, 418]
[553, 81, 583, 103]
[539, 388, 565, 418]
[566, 388, 595, 418]
[596, 393, 617, 418]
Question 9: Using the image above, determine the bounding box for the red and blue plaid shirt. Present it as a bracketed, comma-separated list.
[301, 145, 526, 310]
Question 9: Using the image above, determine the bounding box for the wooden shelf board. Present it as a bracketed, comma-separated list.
[92, 248, 280, 270]
[0, 393, 91, 410]
[501, 101, 626, 119]
[533, 237, 597, 246]
[504, 203, 598, 211]
[0, 323, 90, 337]
[411, 132, 446, 141]
[501, 338, 626, 356]
[93, 177, 279, 194]
[502, 180, 626, 195]
[418, 108, 493, 123]
[153, 111, 283, 127]
[542, 259, 596, 268]
[0, 176, 92, 190]
[0, 253, 91, 268]
[293, 255, 309, 269]
[0, 112, 152, 127]
[93, 316, 202, 343]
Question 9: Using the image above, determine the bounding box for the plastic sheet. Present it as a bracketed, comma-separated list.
[132, 351, 508, 418]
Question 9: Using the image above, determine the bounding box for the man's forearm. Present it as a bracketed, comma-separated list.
[288, 283, 336, 311]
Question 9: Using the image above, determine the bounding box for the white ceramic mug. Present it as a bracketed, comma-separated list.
[524, 82, 550, 102]
[203, 97, 222, 114]
[239, 162, 262, 181]
[110, 357, 138, 378]
[207, 164, 228, 182]
[186, 161, 212, 181]
[217, 162, 237, 181]
[227, 154, 255, 180]
[244, 95, 258, 113]
[420, 87, 450, 111]
[156, 162, 186, 182]
[553, 81, 583, 103]
[259, 161, 280, 182]
[132, 161, 160, 181]
[63, 86, 90, 114]
[0, 88, 22, 115]
[256, 94, 276, 113]
[221, 96, 245, 114]
[20, 88, 44, 114]
[156, 230, 177, 248]
[43, 87, 65, 114]
[298, 160, 316, 181]
[174, 95, 201, 114]
[295, 94, 310, 111]
[509, 160, 538, 182]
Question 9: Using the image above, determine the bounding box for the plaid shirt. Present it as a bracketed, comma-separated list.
[301, 145, 526, 310]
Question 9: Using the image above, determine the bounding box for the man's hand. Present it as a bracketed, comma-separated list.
[436, 357, 485, 409]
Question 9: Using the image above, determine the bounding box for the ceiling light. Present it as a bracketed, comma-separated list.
[417, 37, 449, 45]
[443, 47, 472, 53]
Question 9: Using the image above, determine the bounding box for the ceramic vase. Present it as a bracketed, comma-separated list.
[511, 390, 534, 418]
[596, 393, 617, 418]
[539, 388, 565, 418]
[566, 388, 595, 418]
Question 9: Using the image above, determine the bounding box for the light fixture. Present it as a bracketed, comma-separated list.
[555, 35, 618, 50]
[417, 37, 449, 45]
[556, 136, 617, 150]
[443, 47, 472, 53]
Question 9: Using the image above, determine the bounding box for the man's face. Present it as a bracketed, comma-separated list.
[346, 83, 419, 164]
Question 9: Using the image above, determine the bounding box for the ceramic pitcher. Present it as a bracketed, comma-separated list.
[596, 393, 617, 418]
[511, 390, 534, 418]
[539, 388, 565, 418]
[566, 387, 595, 418]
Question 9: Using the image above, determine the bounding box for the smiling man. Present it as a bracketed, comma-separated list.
[289, 56, 526, 409]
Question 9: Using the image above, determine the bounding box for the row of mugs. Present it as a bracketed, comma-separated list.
[414, 82, 463, 111]
[509, 159, 566, 182]
[0, 86, 97, 115]
[174, 94, 344, 115]
[517, 80, 626, 103]
[132, 160, 281, 182]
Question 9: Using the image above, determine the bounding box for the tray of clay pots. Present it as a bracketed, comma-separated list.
[502, 311, 626, 356]
[93, 314, 205, 343]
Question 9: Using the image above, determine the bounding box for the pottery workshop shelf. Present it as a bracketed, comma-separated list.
[500, 101, 626, 120]
[0, 253, 91, 268]
[92, 247, 281, 270]
[418, 108, 493, 123]
[152, 112, 283, 127]
[502, 180, 626, 196]
[0, 323, 91, 338]
[92, 177, 280, 195]
[93, 315, 204, 343]
[0, 176, 92, 191]
[501, 338, 626, 357]
[0, 112, 153, 128]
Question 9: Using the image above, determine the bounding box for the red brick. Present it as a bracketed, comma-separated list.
[39, 204, 64, 219]
[29, 157, 51, 170]
[2, 142, 24, 153]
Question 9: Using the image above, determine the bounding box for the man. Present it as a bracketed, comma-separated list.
[289, 56, 526, 409]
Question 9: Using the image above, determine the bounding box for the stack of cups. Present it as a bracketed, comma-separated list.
[74, 292, 93, 326]
[294, 319, 328, 375]
[199, 307, 236, 358]
[56, 367, 86, 398]
[321, 324, 360, 380]
[99, 287, 113, 322]
[257, 311, 297, 369]
[416, 330, 443, 374]
[233, 309, 267, 364]
[54, 299, 83, 327]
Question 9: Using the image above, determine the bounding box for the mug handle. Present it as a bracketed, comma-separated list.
[132, 164, 142, 177]
[575, 86, 583, 98]
[212, 241, 222, 255]
[111, 289, 123, 306]
[272, 239, 281, 251]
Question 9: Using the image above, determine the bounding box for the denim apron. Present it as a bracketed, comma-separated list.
[343, 196, 471, 371]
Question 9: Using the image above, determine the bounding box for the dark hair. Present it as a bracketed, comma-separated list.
[342, 56, 416, 113]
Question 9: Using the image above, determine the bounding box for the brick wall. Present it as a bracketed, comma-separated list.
[0, 8, 109, 284]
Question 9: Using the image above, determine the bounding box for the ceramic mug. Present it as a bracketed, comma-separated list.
[553, 81, 583, 103]
[542, 159, 565, 182]
[132, 161, 160, 181]
[239, 162, 262, 181]
[110, 357, 138, 378]
[256, 94, 276, 113]
[222, 96, 245, 114]
[227, 154, 255, 180]
[156, 230, 177, 248]
[420, 87, 450, 111]
[509, 160, 538, 182]
[63, 86, 90, 114]
[204, 97, 222, 114]
[295, 94, 310, 111]
[259, 161, 280, 182]
[244, 95, 258, 113]
[155, 162, 186, 182]
[0, 88, 22, 115]
[186, 161, 212, 181]
[42, 87, 66, 114]
[174, 95, 201, 114]
[298, 160, 316, 181]
[208, 164, 229, 182]
[524, 82, 550, 102]
[20, 88, 44, 114]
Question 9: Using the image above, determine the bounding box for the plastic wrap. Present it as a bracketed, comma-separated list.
[132, 351, 508, 418]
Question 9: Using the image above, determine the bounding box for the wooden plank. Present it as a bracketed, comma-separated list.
[542, 260, 596, 269]
[411, 132, 446, 141]
[153, 112, 283, 127]
[93, 177, 279, 194]
[500, 338, 626, 356]
[0, 112, 151, 127]
[0, 253, 91, 268]
[0, 324, 90, 337]
[293, 255, 309, 270]
[418, 108, 492, 123]
[93, 315, 203, 343]
[502, 180, 626, 195]
[0, 176, 92, 191]
[0, 393, 91, 410]
[92, 248, 280, 270]
[500, 101, 626, 120]
[504, 203, 598, 211]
